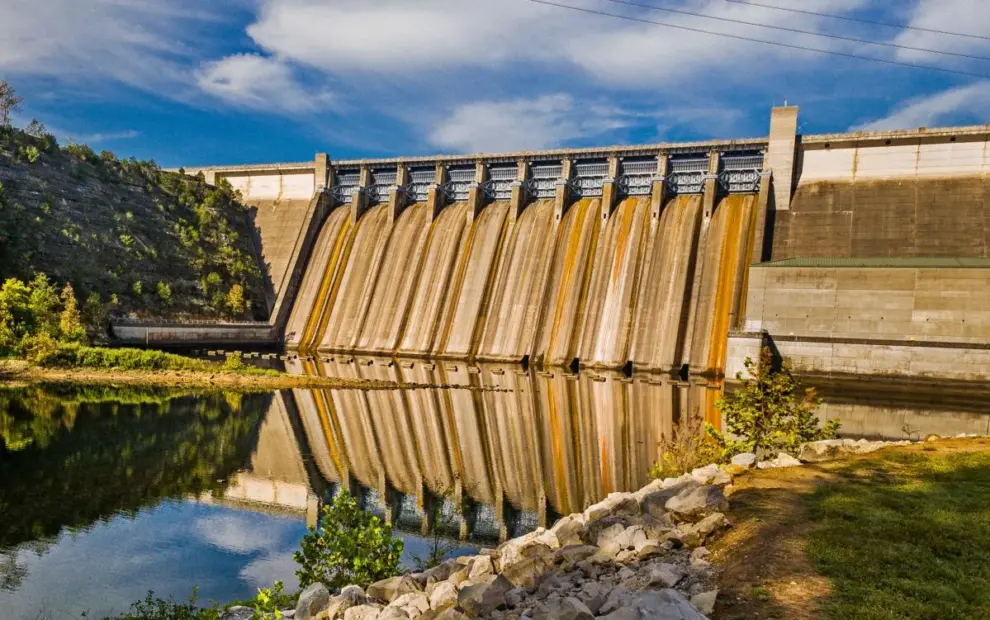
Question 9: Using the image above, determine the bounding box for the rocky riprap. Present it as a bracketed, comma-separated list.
[236, 436, 976, 620]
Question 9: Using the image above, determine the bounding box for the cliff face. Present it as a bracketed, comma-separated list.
[0, 126, 267, 321]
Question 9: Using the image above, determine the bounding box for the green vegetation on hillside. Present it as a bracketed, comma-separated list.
[0, 86, 266, 324]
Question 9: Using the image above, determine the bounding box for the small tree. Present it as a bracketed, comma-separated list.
[156, 281, 172, 305]
[0, 80, 22, 127]
[59, 283, 86, 343]
[294, 491, 403, 591]
[226, 284, 246, 315]
[713, 347, 839, 458]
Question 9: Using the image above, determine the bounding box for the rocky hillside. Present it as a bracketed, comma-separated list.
[0, 124, 267, 322]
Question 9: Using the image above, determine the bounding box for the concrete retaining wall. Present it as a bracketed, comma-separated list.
[111, 322, 276, 346]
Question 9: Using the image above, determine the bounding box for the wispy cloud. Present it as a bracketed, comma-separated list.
[853, 81, 990, 131]
[197, 54, 333, 113]
[429, 94, 631, 153]
[74, 130, 141, 144]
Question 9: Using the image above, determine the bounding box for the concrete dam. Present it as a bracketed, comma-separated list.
[169, 106, 990, 382]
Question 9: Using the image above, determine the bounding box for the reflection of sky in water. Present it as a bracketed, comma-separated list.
[0, 500, 476, 620]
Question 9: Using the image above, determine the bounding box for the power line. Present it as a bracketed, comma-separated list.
[525, 0, 990, 80]
[601, 0, 990, 62]
[722, 0, 990, 43]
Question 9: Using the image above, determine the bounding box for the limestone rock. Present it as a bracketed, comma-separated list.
[448, 566, 470, 587]
[665, 485, 728, 521]
[584, 492, 639, 523]
[368, 575, 422, 603]
[467, 556, 494, 581]
[599, 588, 707, 619]
[635, 541, 666, 561]
[389, 592, 430, 617]
[501, 553, 551, 589]
[434, 607, 468, 620]
[457, 574, 513, 617]
[327, 586, 370, 619]
[690, 464, 721, 485]
[343, 604, 383, 620]
[797, 438, 898, 463]
[550, 515, 585, 546]
[648, 563, 686, 588]
[690, 589, 718, 615]
[731, 452, 756, 468]
[677, 512, 728, 547]
[689, 547, 710, 569]
[221, 606, 255, 620]
[578, 581, 609, 614]
[378, 607, 408, 620]
[596, 523, 628, 555]
[505, 588, 524, 608]
[295, 582, 331, 620]
[640, 480, 699, 520]
[534, 596, 594, 620]
[417, 560, 457, 586]
[554, 544, 599, 565]
[429, 581, 459, 611]
[757, 453, 802, 469]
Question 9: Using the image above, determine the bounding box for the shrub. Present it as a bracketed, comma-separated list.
[222, 354, 245, 371]
[156, 281, 172, 305]
[19, 144, 40, 163]
[294, 491, 404, 591]
[225, 284, 246, 315]
[712, 347, 840, 459]
[98, 588, 220, 620]
[59, 283, 86, 343]
[650, 412, 726, 480]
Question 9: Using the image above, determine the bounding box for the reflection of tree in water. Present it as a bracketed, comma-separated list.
[0, 386, 270, 575]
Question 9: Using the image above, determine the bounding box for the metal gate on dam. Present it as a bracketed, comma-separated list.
[162, 106, 990, 383]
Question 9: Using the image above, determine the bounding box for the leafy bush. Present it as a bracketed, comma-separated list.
[294, 491, 404, 591]
[156, 281, 172, 305]
[712, 347, 840, 459]
[222, 354, 245, 372]
[250, 581, 293, 619]
[19, 144, 39, 163]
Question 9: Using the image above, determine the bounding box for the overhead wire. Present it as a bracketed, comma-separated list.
[600, 0, 990, 62]
[721, 0, 990, 43]
[524, 0, 990, 80]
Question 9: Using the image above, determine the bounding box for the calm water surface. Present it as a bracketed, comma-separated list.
[1, 362, 988, 619]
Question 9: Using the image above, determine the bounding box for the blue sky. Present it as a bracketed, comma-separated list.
[3, 0, 990, 168]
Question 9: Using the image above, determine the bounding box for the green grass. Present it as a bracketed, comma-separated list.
[32, 344, 279, 376]
[806, 450, 990, 619]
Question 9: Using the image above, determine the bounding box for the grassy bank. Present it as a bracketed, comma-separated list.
[711, 439, 990, 620]
[0, 352, 411, 391]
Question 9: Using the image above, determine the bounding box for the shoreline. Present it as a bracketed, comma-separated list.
[0, 360, 424, 391]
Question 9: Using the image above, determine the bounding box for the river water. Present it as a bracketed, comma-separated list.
[1, 363, 988, 619]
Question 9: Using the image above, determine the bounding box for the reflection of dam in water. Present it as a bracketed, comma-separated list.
[282, 155, 760, 376]
[283, 358, 720, 542]
[213, 359, 987, 544]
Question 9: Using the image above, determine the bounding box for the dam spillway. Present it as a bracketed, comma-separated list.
[168, 106, 990, 383]
[281, 154, 763, 375]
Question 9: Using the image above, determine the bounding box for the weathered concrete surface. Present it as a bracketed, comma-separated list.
[181, 109, 990, 380]
[111, 321, 275, 346]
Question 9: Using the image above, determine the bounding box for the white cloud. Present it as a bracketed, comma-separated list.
[429, 94, 632, 153]
[194, 513, 286, 554]
[0, 0, 210, 91]
[853, 81, 990, 131]
[235, 0, 872, 87]
[197, 54, 332, 112]
[893, 0, 990, 62]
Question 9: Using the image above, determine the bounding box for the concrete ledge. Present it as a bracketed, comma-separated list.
[111, 321, 277, 347]
[727, 331, 990, 383]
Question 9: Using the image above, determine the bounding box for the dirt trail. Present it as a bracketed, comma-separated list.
[710, 440, 990, 620]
